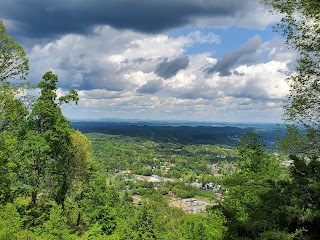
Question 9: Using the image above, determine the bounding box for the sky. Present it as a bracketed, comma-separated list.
[1, 0, 296, 123]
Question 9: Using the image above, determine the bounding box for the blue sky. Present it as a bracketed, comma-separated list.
[169, 25, 279, 57]
[1, 0, 295, 123]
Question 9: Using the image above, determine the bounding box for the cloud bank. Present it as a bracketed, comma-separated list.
[25, 24, 294, 122]
[2, 0, 280, 40]
[0, 0, 292, 122]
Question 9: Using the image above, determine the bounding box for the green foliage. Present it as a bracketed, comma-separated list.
[221, 132, 284, 239]
[35, 205, 74, 240]
[282, 155, 320, 239]
[236, 131, 268, 173]
[278, 125, 320, 156]
[27, 71, 78, 205]
[65, 171, 110, 235]
[0, 203, 22, 240]
[21, 130, 50, 206]
[81, 223, 108, 240]
[236, 131, 281, 178]
[275, 128, 320, 239]
[172, 185, 196, 199]
[0, 129, 19, 203]
[0, 21, 29, 83]
[91, 206, 117, 235]
[133, 203, 162, 240]
[69, 131, 93, 181]
[0, 83, 28, 203]
[88, 133, 234, 180]
[0, 83, 28, 132]
[22, 199, 56, 231]
[63, 131, 96, 235]
[259, 230, 295, 240]
[177, 212, 226, 240]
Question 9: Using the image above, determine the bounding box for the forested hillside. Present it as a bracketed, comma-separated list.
[1, 0, 320, 238]
[72, 121, 283, 147]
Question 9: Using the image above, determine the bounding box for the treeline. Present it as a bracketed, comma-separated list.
[72, 122, 283, 147]
[88, 133, 236, 176]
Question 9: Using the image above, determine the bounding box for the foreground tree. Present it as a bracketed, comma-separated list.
[0, 20, 29, 83]
[25, 71, 79, 205]
[0, 21, 29, 204]
[0, 84, 28, 203]
[220, 132, 286, 239]
[262, 0, 320, 126]
[261, 9, 320, 238]
[283, 155, 320, 239]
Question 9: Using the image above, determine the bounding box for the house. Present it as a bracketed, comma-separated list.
[135, 175, 174, 183]
[208, 164, 220, 173]
[191, 179, 202, 189]
[213, 185, 221, 193]
[282, 159, 294, 167]
[148, 175, 162, 183]
[215, 193, 223, 200]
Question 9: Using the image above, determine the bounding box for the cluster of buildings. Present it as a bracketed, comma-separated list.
[116, 163, 224, 214]
[134, 174, 175, 183]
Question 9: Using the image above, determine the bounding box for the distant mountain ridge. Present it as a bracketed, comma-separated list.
[72, 121, 285, 147]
